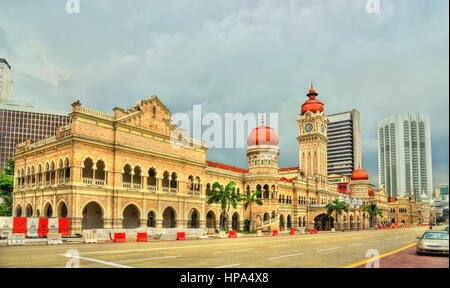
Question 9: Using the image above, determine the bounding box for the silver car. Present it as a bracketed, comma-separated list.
[416, 231, 449, 255]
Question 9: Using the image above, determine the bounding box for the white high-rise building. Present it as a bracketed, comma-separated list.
[327, 109, 361, 176]
[377, 113, 433, 200]
[0, 58, 13, 102]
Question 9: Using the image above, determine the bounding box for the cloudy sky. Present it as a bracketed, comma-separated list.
[1, 0, 448, 189]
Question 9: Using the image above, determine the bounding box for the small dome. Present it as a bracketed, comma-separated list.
[301, 83, 324, 115]
[351, 164, 369, 181]
[247, 118, 279, 147]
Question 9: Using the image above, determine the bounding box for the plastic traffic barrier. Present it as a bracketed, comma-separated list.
[228, 231, 237, 238]
[13, 217, 27, 237]
[176, 232, 186, 240]
[110, 232, 126, 243]
[38, 218, 49, 238]
[58, 218, 70, 236]
[289, 230, 295, 235]
[272, 229, 278, 236]
[136, 232, 148, 242]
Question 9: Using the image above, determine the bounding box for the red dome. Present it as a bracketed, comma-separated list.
[351, 165, 369, 181]
[247, 119, 279, 146]
[301, 84, 324, 115]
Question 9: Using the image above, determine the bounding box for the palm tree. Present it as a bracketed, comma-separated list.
[239, 190, 263, 231]
[206, 181, 239, 231]
[325, 198, 348, 230]
[364, 203, 383, 228]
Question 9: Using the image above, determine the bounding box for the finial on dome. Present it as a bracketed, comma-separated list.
[261, 113, 265, 125]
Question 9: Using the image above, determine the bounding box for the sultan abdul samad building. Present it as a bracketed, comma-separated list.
[12, 86, 436, 234]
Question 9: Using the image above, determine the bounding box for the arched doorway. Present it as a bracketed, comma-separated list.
[220, 211, 229, 231]
[189, 209, 200, 228]
[57, 202, 68, 218]
[232, 212, 239, 231]
[122, 204, 140, 229]
[287, 215, 292, 229]
[15, 204, 22, 217]
[43, 203, 53, 218]
[206, 211, 216, 229]
[162, 207, 176, 228]
[25, 204, 33, 217]
[279, 215, 285, 230]
[82, 202, 103, 230]
[401, 220, 406, 225]
[147, 211, 156, 227]
[314, 213, 334, 231]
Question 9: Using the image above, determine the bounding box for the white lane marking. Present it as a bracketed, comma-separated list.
[369, 240, 380, 243]
[214, 263, 241, 268]
[117, 255, 182, 263]
[385, 238, 393, 240]
[77, 230, 392, 256]
[268, 252, 304, 260]
[212, 248, 252, 254]
[348, 243, 363, 247]
[316, 247, 341, 252]
[59, 254, 133, 268]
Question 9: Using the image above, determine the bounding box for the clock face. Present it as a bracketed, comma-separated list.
[305, 123, 313, 132]
[321, 124, 325, 133]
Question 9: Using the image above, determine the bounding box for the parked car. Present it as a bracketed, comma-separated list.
[416, 231, 449, 255]
[445, 226, 449, 232]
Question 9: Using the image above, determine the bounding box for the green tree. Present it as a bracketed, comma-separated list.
[364, 203, 383, 228]
[0, 159, 14, 216]
[239, 190, 263, 231]
[206, 181, 239, 231]
[325, 198, 348, 229]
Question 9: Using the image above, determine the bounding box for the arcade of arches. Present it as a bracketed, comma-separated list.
[11, 91, 436, 234]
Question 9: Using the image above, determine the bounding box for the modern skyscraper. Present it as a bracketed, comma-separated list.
[0, 58, 13, 102]
[377, 113, 433, 200]
[327, 109, 361, 177]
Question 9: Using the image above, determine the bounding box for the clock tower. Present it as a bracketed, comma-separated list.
[297, 84, 329, 178]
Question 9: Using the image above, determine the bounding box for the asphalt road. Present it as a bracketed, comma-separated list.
[0, 226, 446, 268]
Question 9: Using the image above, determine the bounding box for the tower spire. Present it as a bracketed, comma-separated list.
[261, 113, 265, 125]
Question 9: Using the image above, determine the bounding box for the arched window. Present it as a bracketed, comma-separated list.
[122, 164, 132, 188]
[37, 164, 42, 185]
[206, 183, 211, 195]
[195, 177, 201, 192]
[170, 172, 177, 192]
[263, 184, 269, 199]
[147, 168, 157, 191]
[58, 159, 64, 184]
[133, 166, 142, 189]
[82, 158, 94, 184]
[188, 175, 194, 192]
[44, 163, 50, 185]
[50, 161, 56, 184]
[94, 160, 106, 185]
[256, 184, 262, 198]
[246, 185, 250, 196]
[64, 158, 70, 182]
[162, 171, 170, 191]
[31, 166, 35, 186]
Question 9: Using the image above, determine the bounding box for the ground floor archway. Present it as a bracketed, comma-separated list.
[232, 212, 239, 231]
[147, 211, 156, 227]
[82, 202, 104, 230]
[162, 207, 176, 228]
[189, 209, 200, 228]
[206, 211, 216, 229]
[314, 213, 334, 231]
[122, 204, 140, 229]
[43, 202, 53, 218]
[57, 202, 68, 218]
